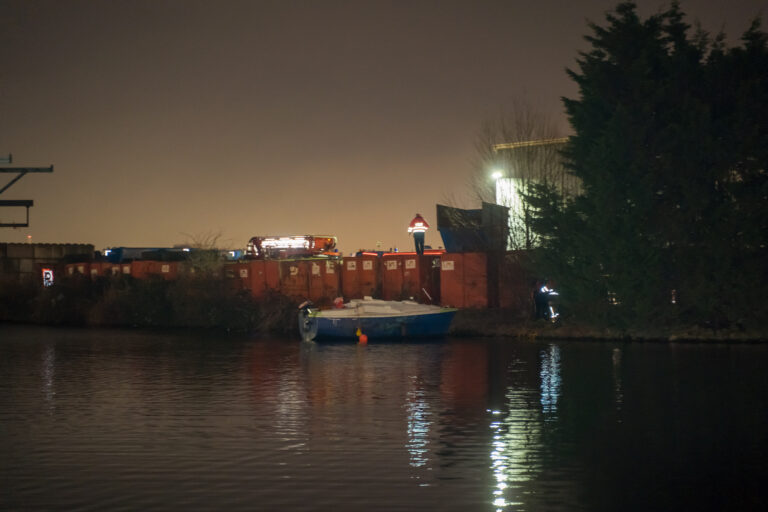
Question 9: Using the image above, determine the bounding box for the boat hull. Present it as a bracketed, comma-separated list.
[299, 307, 456, 342]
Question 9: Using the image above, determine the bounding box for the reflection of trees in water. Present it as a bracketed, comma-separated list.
[612, 347, 623, 419]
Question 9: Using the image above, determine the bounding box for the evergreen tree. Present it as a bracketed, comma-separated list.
[528, 2, 767, 329]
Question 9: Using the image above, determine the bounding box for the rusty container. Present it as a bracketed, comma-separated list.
[463, 252, 488, 308]
[246, 260, 267, 298]
[263, 260, 281, 292]
[223, 262, 249, 291]
[380, 254, 404, 300]
[308, 260, 325, 302]
[359, 255, 379, 298]
[323, 259, 341, 301]
[307, 259, 341, 304]
[400, 255, 421, 299]
[341, 257, 360, 299]
[158, 261, 179, 280]
[341, 256, 379, 299]
[88, 262, 103, 278]
[439, 253, 464, 307]
[419, 254, 442, 305]
[279, 260, 310, 299]
[130, 261, 151, 279]
[102, 263, 120, 277]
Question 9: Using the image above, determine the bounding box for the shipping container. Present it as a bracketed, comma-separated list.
[308, 259, 341, 303]
[130, 261, 152, 279]
[380, 254, 404, 300]
[440, 252, 488, 308]
[278, 260, 310, 299]
[264, 260, 281, 292]
[341, 255, 380, 299]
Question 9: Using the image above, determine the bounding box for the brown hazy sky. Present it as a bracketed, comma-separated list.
[1, 0, 765, 254]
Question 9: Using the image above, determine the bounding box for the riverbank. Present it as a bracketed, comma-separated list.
[0, 274, 298, 335]
[3, 275, 766, 342]
[450, 309, 768, 342]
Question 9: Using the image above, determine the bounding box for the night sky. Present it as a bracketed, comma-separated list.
[1, 0, 765, 254]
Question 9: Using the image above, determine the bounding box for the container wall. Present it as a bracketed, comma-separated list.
[308, 259, 341, 303]
[278, 260, 310, 299]
[463, 252, 488, 308]
[323, 259, 341, 301]
[246, 260, 267, 298]
[358, 255, 379, 298]
[419, 254, 442, 305]
[342, 256, 380, 299]
[341, 257, 360, 299]
[89, 262, 106, 278]
[439, 253, 464, 308]
[146, 261, 178, 280]
[401, 255, 420, 299]
[308, 261, 325, 302]
[264, 260, 281, 292]
[380, 254, 403, 300]
[498, 251, 534, 316]
[130, 261, 151, 279]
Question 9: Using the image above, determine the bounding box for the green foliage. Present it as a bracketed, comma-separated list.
[33, 275, 105, 325]
[166, 275, 260, 331]
[0, 276, 37, 321]
[528, 2, 768, 329]
[0, 273, 296, 334]
[88, 276, 173, 327]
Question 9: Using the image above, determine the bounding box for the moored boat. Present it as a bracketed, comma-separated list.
[298, 297, 457, 342]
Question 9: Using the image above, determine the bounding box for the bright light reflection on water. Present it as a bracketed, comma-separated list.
[488, 355, 547, 511]
[540, 344, 561, 417]
[406, 383, 431, 469]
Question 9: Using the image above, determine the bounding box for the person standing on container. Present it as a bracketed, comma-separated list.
[408, 213, 430, 255]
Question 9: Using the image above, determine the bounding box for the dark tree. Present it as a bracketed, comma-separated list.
[528, 2, 768, 329]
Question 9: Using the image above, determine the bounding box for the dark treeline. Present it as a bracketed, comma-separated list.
[527, 2, 767, 330]
[0, 274, 298, 334]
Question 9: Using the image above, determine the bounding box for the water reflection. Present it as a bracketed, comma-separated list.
[612, 347, 624, 419]
[41, 344, 56, 412]
[488, 353, 548, 512]
[3, 327, 766, 511]
[406, 384, 431, 469]
[539, 344, 561, 417]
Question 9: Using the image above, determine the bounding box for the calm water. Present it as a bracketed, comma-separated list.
[1, 325, 767, 511]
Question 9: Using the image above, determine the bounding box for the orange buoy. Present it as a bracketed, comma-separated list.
[358, 334, 368, 344]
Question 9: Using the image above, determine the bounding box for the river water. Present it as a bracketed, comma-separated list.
[1, 325, 766, 511]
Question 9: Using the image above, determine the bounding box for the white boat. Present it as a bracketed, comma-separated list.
[298, 297, 457, 342]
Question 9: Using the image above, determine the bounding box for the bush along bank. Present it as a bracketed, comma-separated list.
[0, 274, 300, 335]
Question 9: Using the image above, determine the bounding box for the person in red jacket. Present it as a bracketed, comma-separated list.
[407, 213, 430, 255]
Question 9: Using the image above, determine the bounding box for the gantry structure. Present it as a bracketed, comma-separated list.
[0, 153, 54, 227]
